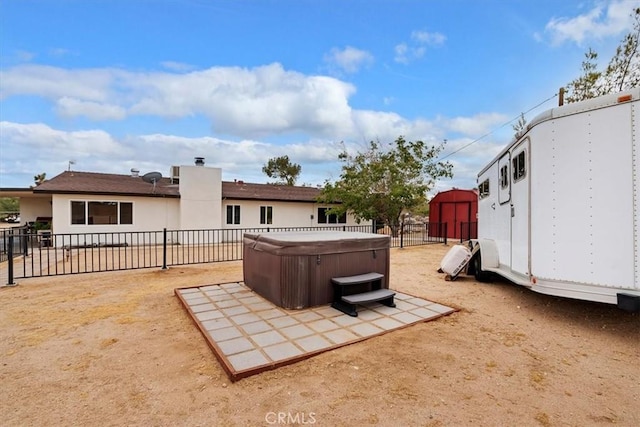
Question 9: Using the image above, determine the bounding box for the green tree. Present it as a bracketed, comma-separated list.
[262, 155, 301, 185]
[603, 7, 640, 93]
[565, 48, 603, 103]
[512, 112, 528, 136]
[0, 197, 19, 220]
[565, 8, 639, 102]
[318, 136, 453, 236]
[33, 172, 46, 186]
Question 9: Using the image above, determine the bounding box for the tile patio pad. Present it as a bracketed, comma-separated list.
[175, 282, 456, 381]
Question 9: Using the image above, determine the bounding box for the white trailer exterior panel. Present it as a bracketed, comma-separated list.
[474, 88, 640, 306]
[530, 100, 635, 289]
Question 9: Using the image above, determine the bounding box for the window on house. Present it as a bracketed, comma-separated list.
[71, 201, 133, 225]
[88, 201, 118, 224]
[318, 207, 346, 224]
[120, 202, 133, 225]
[478, 179, 490, 199]
[260, 206, 273, 225]
[512, 150, 526, 182]
[71, 201, 86, 224]
[226, 205, 241, 225]
[500, 165, 509, 189]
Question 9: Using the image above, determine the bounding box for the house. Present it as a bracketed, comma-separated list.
[428, 188, 478, 240]
[1, 159, 368, 235]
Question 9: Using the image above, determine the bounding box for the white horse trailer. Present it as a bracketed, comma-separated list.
[468, 88, 640, 311]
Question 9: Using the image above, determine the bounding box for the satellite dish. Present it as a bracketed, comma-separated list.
[142, 171, 162, 184]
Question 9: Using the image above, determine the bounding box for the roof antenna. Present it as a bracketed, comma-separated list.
[68, 160, 76, 171]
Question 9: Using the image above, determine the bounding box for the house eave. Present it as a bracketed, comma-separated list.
[32, 190, 180, 198]
[223, 196, 322, 203]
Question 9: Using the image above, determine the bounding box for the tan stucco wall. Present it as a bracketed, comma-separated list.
[18, 197, 52, 226]
[179, 165, 222, 230]
[221, 199, 370, 229]
[51, 194, 180, 234]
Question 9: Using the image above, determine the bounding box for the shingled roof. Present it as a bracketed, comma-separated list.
[33, 171, 180, 197]
[222, 181, 321, 202]
[31, 171, 323, 202]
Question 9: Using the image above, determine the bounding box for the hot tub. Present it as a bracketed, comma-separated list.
[243, 231, 391, 309]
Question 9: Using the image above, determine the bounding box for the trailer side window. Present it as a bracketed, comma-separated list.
[512, 150, 526, 182]
[478, 179, 490, 199]
[500, 165, 509, 188]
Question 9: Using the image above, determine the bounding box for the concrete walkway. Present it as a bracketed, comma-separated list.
[175, 282, 456, 381]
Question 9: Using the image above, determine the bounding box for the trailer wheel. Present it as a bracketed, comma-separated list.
[473, 251, 493, 282]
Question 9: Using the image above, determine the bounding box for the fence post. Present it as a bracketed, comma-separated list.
[7, 235, 16, 286]
[162, 228, 168, 270]
[399, 222, 404, 248]
[443, 223, 448, 245]
[22, 229, 29, 257]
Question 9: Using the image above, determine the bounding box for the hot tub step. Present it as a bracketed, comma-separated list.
[331, 272, 384, 286]
[341, 288, 396, 304]
[331, 272, 395, 317]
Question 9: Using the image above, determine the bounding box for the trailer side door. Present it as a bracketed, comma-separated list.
[510, 139, 530, 276]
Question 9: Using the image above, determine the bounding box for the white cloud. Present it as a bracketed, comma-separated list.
[351, 110, 439, 143]
[160, 61, 196, 72]
[437, 112, 509, 137]
[1, 63, 358, 138]
[395, 43, 426, 64]
[0, 122, 133, 181]
[545, 0, 638, 45]
[0, 110, 505, 190]
[16, 50, 36, 62]
[0, 121, 346, 186]
[430, 136, 506, 194]
[0, 65, 118, 101]
[0, 122, 129, 157]
[323, 46, 374, 74]
[394, 43, 410, 64]
[48, 48, 74, 57]
[411, 30, 447, 45]
[56, 97, 127, 120]
[4, 63, 489, 143]
[0, 60, 511, 190]
[394, 29, 446, 64]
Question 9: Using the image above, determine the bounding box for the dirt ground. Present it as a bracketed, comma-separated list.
[1, 243, 638, 426]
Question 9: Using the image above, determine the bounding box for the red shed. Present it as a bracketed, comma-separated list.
[429, 188, 478, 240]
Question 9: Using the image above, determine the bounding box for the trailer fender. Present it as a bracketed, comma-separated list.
[472, 239, 500, 270]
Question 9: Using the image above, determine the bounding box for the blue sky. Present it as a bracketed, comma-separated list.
[1, 0, 638, 193]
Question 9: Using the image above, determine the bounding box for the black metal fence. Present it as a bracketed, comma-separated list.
[2, 223, 447, 284]
[0, 226, 26, 263]
[459, 222, 478, 242]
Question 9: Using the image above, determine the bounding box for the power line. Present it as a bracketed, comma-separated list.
[438, 92, 559, 161]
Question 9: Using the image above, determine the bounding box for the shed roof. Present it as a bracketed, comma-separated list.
[429, 188, 478, 204]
